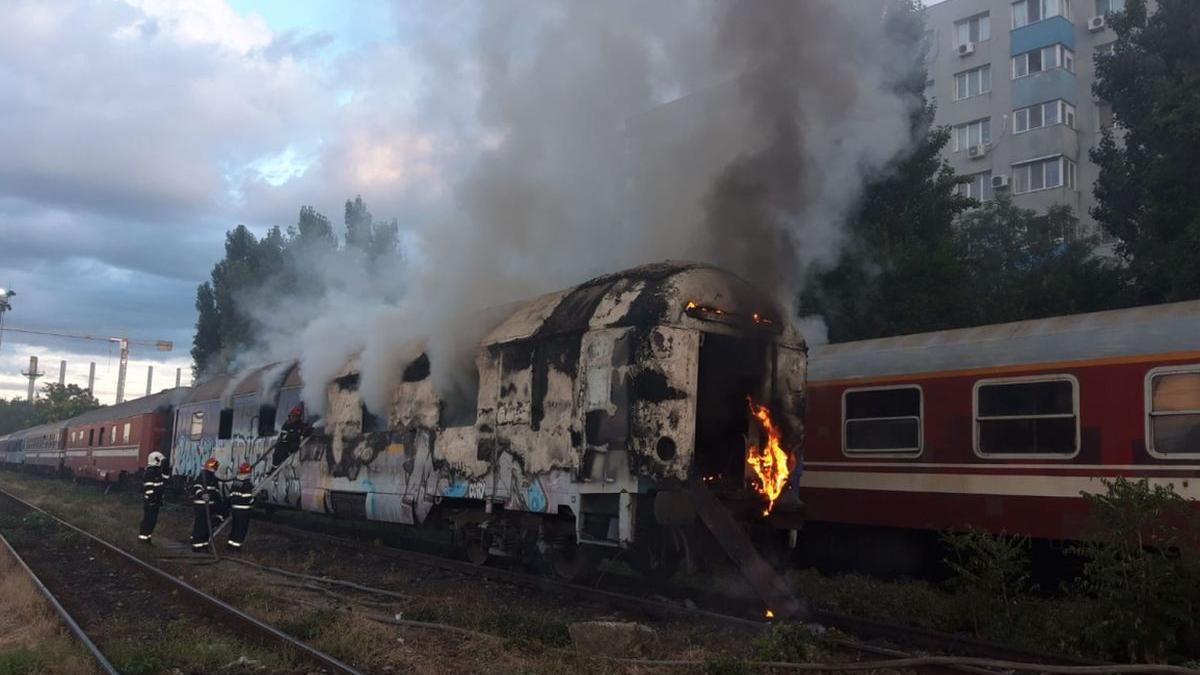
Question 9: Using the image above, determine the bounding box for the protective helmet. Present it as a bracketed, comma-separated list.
[204, 457, 219, 471]
[237, 462, 253, 476]
[148, 451, 165, 467]
[289, 405, 303, 418]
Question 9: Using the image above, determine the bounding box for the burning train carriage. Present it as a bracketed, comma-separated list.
[284, 262, 806, 575]
[63, 388, 186, 483]
[170, 362, 303, 502]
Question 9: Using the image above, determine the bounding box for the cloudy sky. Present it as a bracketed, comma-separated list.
[0, 0, 469, 402]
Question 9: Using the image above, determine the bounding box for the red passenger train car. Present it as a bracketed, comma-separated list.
[64, 388, 187, 483]
[798, 300, 1200, 565]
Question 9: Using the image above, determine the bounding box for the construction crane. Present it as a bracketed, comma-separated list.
[0, 325, 173, 403]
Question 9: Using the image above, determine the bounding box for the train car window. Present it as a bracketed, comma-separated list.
[124, 422, 131, 443]
[218, 409, 234, 440]
[1146, 368, 1200, 455]
[98, 427, 106, 446]
[842, 386, 922, 455]
[974, 376, 1078, 456]
[258, 405, 277, 437]
[88, 429, 94, 446]
[189, 412, 205, 440]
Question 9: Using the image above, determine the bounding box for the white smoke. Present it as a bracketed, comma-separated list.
[239, 0, 927, 416]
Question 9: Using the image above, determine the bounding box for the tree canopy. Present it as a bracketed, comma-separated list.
[1091, 0, 1200, 303]
[191, 196, 402, 376]
[0, 383, 100, 436]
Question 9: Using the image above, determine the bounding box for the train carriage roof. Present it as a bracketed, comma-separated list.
[482, 261, 801, 346]
[66, 387, 190, 428]
[6, 420, 68, 439]
[183, 361, 298, 406]
[808, 300, 1200, 383]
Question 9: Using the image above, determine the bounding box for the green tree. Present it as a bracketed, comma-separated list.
[344, 195, 374, 251]
[0, 399, 40, 435]
[191, 281, 221, 377]
[955, 195, 1129, 324]
[35, 383, 99, 421]
[1091, 0, 1200, 303]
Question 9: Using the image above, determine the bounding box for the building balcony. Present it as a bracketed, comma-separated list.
[1011, 15, 1076, 55]
[1012, 67, 1077, 108]
[1009, 122, 1079, 163]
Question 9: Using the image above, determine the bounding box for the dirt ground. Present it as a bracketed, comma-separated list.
[0, 473, 805, 674]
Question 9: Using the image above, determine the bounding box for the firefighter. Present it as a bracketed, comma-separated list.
[190, 457, 225, 553]
[271, 405, 312, 468]
[226, 462, 255, 550]
[137, 451, 169, 544]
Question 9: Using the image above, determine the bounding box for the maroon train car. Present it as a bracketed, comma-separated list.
[64, 388, 188, 483]
[799, 301, 1200, 557]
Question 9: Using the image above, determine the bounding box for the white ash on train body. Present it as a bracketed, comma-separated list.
[168, 262, 808, 578]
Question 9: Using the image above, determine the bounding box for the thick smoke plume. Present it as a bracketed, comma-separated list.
[245, 0, 925, 416]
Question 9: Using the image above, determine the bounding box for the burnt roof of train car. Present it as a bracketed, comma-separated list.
[483, 261, 800, 346]
[65, 387, 190, 427]
[808, 299, 1200, 382]
[184, 361, 298, 405]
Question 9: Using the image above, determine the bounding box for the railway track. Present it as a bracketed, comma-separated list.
[1, 478, 1191, 673]
[0, 488, 363, 675]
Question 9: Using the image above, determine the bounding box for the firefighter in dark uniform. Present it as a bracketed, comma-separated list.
[138, 451, 168, 544]
[190, 457, 225, 553]
[271, 405, 312, 468]
[226, 462, 255, 550]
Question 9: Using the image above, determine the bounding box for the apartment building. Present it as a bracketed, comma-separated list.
[924, 0, 1124, 236]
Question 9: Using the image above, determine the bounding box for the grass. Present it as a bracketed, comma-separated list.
[0, 543, 97, 675]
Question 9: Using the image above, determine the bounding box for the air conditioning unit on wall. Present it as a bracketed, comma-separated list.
[958, 41, 976, 57]
[992, 174, 1010, 189]
[968, 143, 990, 158]
[1089, 15, 1107, 32]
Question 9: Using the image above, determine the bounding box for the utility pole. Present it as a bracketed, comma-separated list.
[175, 367, 182, 389]
[58, 360, 66, 386]
[21, 355, 43, 401]
[0, 327, 172, 404]
[113, 337, 129, 403]
[87, 362, 96, 395]
[145, 365, 153, 397]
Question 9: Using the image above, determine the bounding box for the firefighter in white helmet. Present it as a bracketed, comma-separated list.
[138, 451, 169, 544]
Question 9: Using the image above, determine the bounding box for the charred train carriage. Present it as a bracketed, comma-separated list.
[171, 262, 807, 575]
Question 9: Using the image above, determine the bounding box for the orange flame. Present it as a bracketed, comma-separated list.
[746, 398, 789, 516]
[765, 609, 775, 619]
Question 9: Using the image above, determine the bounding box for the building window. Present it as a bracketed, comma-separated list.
[1095, 0, 1124, 14]
[1012, 156, 1077, 193]
[189, 412, 205, 440]
[1013, 0, 1071, 28]
[959, 171, 995, 202]
[1146, 367, 1200, 455]
[843, 386, 922, 455]
[953, 117, 992, 151]
[1013, 45, 1075, 79]
[954, 65, 992, 100]
[975, 376, 1079, 456]
[1014, 100, 1076, 133]
[955, 13, 991, 45]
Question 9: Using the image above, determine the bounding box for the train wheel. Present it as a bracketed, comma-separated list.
[548, 540, 592, 582]
[464, 528, 490, 566]
[630, 527, 685, 583]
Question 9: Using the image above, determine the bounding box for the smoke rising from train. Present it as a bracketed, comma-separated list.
[244, 0, 923, 415]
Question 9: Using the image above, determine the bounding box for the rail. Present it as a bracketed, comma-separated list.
[0, 531, 119, 675]
[0, 487, 364, 675]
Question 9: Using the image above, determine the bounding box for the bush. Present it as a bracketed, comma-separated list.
[1071, 477, 1200, 661]
[941, 529, 1032, 637]
[751, 622, 818, 663]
